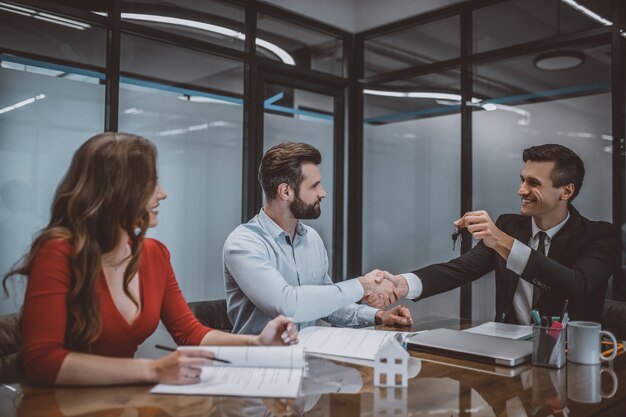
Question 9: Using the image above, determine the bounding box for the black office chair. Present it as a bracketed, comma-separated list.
[188, 299, 233, 332]
[601, 299, 626, 341]
[0, 313, 23, 383]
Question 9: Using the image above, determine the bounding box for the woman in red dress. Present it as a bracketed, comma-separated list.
[3, 132, 297, 386]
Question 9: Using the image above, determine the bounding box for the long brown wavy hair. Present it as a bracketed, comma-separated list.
[2, 133, 158, 351]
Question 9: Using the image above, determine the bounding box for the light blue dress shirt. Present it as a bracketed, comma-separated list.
[223, 209, 377, 334]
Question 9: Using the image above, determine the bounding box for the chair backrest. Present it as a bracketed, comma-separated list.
[602, 299, 626, 341]
[0, 313, 23, 383]
[188, 299, 233, 332]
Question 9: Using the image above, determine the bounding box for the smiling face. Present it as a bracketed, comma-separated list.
[518, 160, 571, 224]
[146, 181, 167, 227]
[288, 163, 326, 219]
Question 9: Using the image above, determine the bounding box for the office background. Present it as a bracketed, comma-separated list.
[0, 0, 624, 324]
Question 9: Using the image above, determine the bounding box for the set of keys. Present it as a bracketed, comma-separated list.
[451, 226, 462, 251]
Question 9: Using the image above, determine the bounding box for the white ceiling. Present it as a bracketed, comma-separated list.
[261, 0, 467, 33]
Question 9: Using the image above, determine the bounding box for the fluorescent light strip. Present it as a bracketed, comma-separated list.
[0, 3, 91, 30]
[120, 13, 296, 66]
[0, 1, 34, 13]
[0, 5, 30, 16]
[38, 12, 91, 28]
[365, 89, 530, 124]
[255, 38, 295, 65]
[364, 89, 481, 103]
[364, 89, 462, 101]
[34, 15, 86, 30]
[123, 13, 242, 38]
[560, 0, 612, 26]
[0, 94, 45, 115]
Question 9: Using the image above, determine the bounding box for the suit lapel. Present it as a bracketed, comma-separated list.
[511, 216, 532, 245]
[546, 207, 580, 263]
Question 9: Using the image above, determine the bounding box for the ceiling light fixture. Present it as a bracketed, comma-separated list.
[177, 94, 241, 106]
[118, 13, 295, 66]
[0, 94, 45, 115]
[533, 51, 585, 70]
[0, 2, 91, 30]
[0, 2, 34, 14]
[33, 15, 88, 30]
[560, 0, 612, 26]
[0, 4, 30, 16]
[364, 89, 530, 124]
[364, 89, 472, 102]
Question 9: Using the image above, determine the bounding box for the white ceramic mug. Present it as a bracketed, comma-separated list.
[567, 363, 618, 404]
[567, 321, 617, 364]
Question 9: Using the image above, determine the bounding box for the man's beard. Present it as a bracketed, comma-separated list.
[289, 194, 321, 219]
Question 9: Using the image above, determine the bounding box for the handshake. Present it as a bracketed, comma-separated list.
[357, 270, 409, 309]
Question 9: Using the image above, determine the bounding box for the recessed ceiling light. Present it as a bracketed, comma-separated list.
[534, 51, 585, 71]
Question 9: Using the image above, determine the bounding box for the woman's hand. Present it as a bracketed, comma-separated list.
[151, 349, 214, 384]
[256, 315, 298, 346]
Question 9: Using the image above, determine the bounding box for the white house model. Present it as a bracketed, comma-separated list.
[374, 338, 409, 387]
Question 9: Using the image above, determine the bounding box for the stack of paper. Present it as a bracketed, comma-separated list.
[298, 326, 417, 361]
[151, 345, 304, 398]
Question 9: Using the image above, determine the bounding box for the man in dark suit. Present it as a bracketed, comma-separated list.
[384, 144, 617, 324]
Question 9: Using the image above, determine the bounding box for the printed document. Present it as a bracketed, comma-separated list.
[151, 345, 304, 398]
[298, 326, 416, 361]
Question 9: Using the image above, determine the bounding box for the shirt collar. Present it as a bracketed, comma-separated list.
[531, 211, 570, 240]
[258, 208, 308, 241]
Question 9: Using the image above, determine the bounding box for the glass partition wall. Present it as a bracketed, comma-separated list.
[0, 0, 349, 315]
[362, 70, 462, 319]
[0, 6, 107, 315]
[356, 0, 626, 319]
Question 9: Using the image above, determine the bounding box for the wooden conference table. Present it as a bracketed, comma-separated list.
[2, 316, 625, 417]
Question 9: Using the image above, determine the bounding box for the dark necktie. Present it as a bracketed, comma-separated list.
[531, 231, 548, 309]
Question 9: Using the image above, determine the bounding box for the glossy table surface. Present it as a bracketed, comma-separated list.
[2, 316, 625, 417]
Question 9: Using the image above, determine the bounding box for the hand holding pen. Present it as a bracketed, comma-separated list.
[151, 346, 217, 385]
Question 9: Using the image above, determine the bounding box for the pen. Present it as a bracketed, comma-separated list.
[530, 309, 541, 326]
[561, 299, 569, 318]
[155, 344, 232, 364]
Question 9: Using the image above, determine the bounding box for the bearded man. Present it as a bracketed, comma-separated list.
[223, 142, 411, 334]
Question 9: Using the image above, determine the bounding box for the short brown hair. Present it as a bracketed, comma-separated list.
[259, 142, 321, 199]
[523, 144, 585, 202]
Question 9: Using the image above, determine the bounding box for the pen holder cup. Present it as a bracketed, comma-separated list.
[532, 325, 566, 369]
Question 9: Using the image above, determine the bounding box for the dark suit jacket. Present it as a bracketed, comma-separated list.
[413, 206, 617, 323]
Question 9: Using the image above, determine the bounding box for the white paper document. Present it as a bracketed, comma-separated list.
[463, 321, 533, 340]
[298, 326, 416, 361]
[151, 345, 304, 398]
